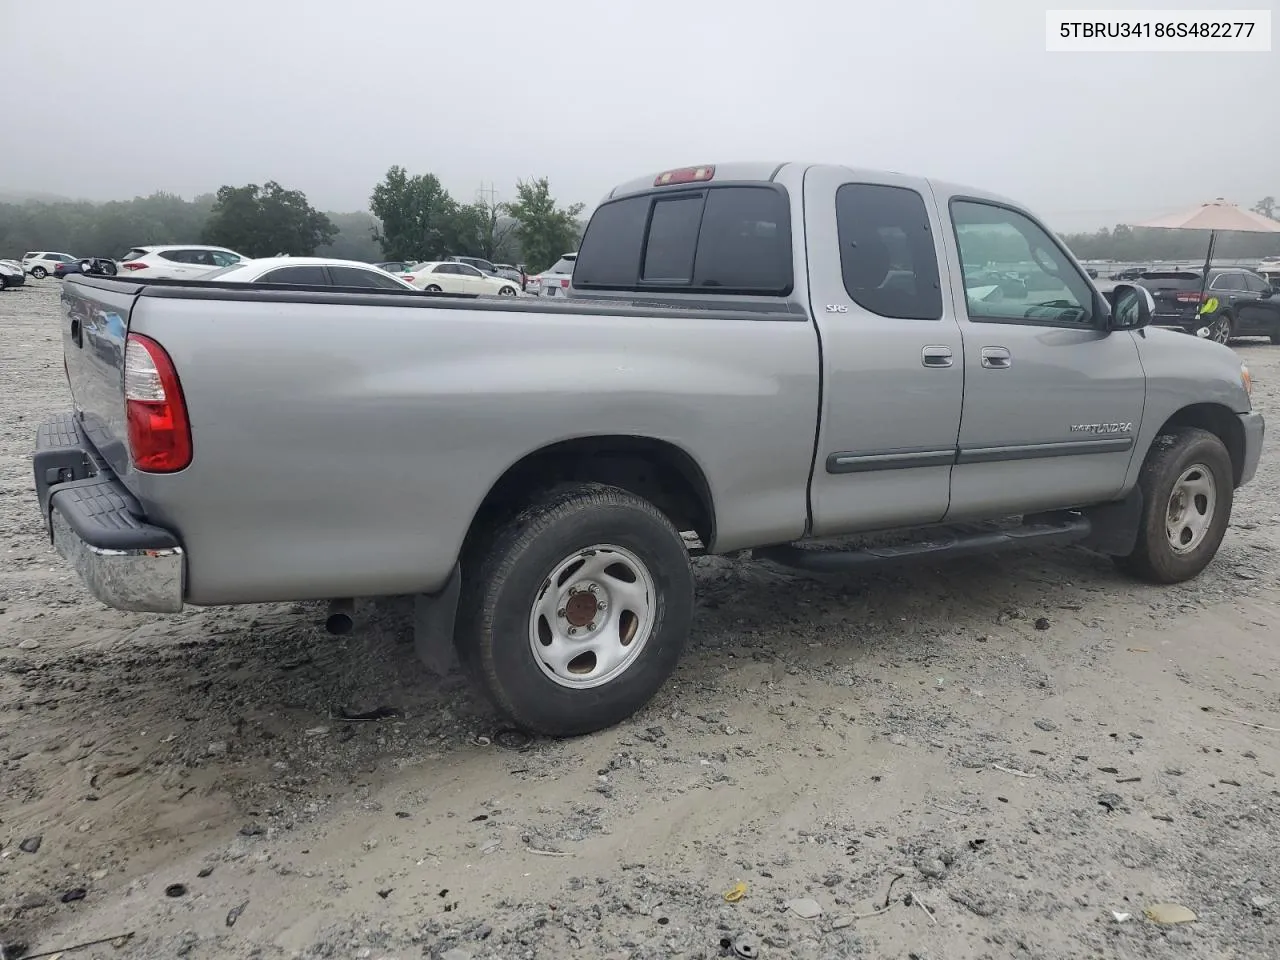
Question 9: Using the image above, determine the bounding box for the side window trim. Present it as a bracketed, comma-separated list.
[947, 196, 1102, 330]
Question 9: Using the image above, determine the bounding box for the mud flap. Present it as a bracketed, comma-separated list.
[1079, 487, 1143, 556]
[413, 565, 462, 676]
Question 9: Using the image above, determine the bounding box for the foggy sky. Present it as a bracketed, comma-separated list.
[3, 0, 1276, 231]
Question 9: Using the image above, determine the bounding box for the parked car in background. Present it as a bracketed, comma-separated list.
[54, 257, 118, 279]
[22, 252, 79, 278]
[1136, 268, 1277, 343]
[403, 261, 521, 295]
[449, 255, 498, 275]
[118, 245, 247, 279]
[528, 252, 577, 296]
[198, 257, 417, 290]
[1112, 266, 1148, 280]
[374, 261, 415, 274]
[493, 263, 523, 285]
[1258, 256, 1280, 290]
[0, 260, 25, 289]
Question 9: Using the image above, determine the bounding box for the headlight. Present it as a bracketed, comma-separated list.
[1241, 363, 1252, 399]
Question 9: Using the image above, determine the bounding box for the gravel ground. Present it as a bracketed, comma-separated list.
[3, 279, 1280, 960]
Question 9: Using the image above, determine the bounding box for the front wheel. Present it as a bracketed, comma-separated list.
[1114, 427, 1234, 584]
[455, 482, 695, 737]
[30, 266, 47, 279]
[424, 284, 442, 293]
[498, 285, 517, 296]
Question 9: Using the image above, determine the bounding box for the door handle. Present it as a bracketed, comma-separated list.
[980, 346, 1011, 369]
[921, 345, 953, 368]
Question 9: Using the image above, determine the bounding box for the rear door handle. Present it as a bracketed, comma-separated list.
[921, 345, 953, 368]
[980, 346, 1011, 369]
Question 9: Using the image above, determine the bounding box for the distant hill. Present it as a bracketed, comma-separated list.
[0, 188, 81, 204]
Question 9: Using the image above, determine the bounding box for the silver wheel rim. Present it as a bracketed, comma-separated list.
[499, 286, 515, 295]
[1166, 463, 1217, 554]
[528, 543, 656, 689]
[1212, 317, 1231, 344]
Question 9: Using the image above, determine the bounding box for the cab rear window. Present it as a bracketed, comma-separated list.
[573, 184, 792, 295]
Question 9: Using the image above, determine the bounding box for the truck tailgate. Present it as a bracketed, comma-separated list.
[61, 277, 138, 483]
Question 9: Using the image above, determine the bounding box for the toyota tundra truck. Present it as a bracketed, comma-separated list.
[33, 161, 1264, 737]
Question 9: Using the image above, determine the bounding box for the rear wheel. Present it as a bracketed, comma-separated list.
[1210, 313, 1233, 344]
[425, 284, 442, 293]
[498, 285, 517, 296]
[1114, 427, 1233, 584]
[455, 482, 695, 737]
[31, 266, 47, 279]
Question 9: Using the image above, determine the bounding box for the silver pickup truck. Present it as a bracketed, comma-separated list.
[34, 161, 1263, 737]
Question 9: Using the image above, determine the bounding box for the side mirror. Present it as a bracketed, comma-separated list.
[1108, 283, 1153, 330]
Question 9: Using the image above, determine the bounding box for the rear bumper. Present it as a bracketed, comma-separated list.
[33, 414, 185, 613]
[1239, 411, 1265, 487]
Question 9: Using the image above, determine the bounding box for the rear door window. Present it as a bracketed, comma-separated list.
[836, 184, 943, 320]
[160, 249, 195, 263]
[256, 265, 330, 285]
[1243, 273, 1271, 294]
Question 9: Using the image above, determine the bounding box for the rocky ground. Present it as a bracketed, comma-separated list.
[2, 279, 1279, 960]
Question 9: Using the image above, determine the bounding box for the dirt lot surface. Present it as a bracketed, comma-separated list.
[3, 279, 1280, 960]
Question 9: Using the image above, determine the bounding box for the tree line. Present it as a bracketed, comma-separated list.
[4, 180, 1276, 272]
[0, 168, 586, 273]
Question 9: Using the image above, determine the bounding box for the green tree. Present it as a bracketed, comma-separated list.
[369, 165, 462, 262]
[1254, 197, 1277, 220]
[202, 181, 336, 256]
[505, 177, 584, 273]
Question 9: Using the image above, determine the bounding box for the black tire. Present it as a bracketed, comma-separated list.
[498, 286, 517, 296]
[425, 284, 442, 293]
[1211, 313, 1234, 344]
[455, 482, 695, 737]
[1114, 427, 1233, 584]
[31, 266, 47, 279]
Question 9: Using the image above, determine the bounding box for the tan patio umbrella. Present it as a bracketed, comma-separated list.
[1132, 198, 1280, 302]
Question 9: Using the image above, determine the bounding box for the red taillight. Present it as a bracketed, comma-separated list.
[654, 165, 715, 186]
[1175, 291, 1206, 303]
[124, 333, 191, 473]
[559, 278, 570, 287]
[121, 262, 147, 271]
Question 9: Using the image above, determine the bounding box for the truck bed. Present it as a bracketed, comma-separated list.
[54, 275, 822, 605]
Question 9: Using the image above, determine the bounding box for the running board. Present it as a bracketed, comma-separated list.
[753, 514, 1092, 573]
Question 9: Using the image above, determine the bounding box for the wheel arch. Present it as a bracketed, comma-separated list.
[464, 435, 718, 555]
[1153, 402, 1245, 486]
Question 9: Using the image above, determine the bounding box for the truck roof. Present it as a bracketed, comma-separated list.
[603, 162, 1022, 212]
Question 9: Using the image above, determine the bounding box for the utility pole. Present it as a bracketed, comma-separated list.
[476, 182, 500, 209]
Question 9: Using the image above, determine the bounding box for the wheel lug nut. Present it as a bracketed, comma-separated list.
[597, 601, 607, 611]
[557, 608, 567, 617]
[568, 627, 578, 636]
[587, 621, 596, 631]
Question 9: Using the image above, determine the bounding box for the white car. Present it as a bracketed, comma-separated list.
[118, 244, 248, 280]
[528, 252, 577, 296]
[198, 256, 418, 290]
[21, 252, 79, 279]
[403, 261, 522, 296]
